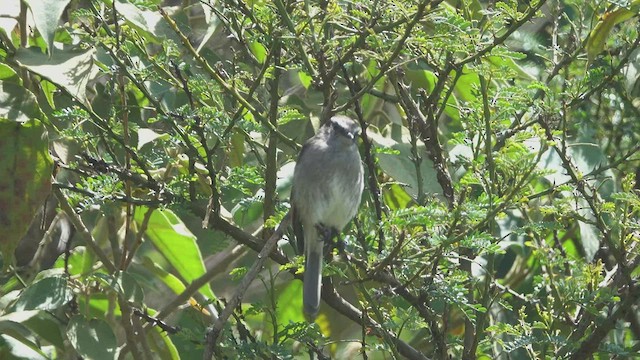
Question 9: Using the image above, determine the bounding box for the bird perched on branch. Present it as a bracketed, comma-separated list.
[291, 115, 364, 321]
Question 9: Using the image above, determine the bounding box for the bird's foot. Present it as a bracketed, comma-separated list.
[315, 223, 338, 242]
[316, 223, 342, 259]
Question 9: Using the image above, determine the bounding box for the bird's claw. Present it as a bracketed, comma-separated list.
[315, 223, 338, 242]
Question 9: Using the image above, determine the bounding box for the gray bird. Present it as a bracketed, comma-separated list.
[291, 115, 364, 321]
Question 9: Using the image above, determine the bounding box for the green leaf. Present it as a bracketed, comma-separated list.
[0, 310, 64, 349]
[276, 161, 295, 201]
[383, 183, 413, 211]
[66, 315, 118, 360]
[171, 207, 231, 254]
[274, 280, 305, 329]
[454, 66, 479, 103]
[368, 128, 443, 199]
[112, 0, 178, 43]
[114, 0, 158, 34]
[0, 330, 48, 360]
[229, 130, 245, 167]
[577, 205, 600, 262]
[137, 128, 168, 150]
[119, 272, 145, 306]
[15, 47, 99, 108]
[0, 0, 19, 42]
[39, 79, 56, 109]
[78, 294, 119, 319]
[24, 0, 71, 55]
[298, 71, 312, 89]
[147, 324, 180, 360]
[0, 81, 42, 122]
[486, 55, 534, 80]
[140, 256, 186, 295]
[541, 142, 615, 198]
[405, 67, 459, 121]
[0, 320, 36, 348]
[587, 6, 637, 61]
[0, 289, 20, 312]
[88, 272, 145, 306]
[0, 118, 52, 267]
[405, 68, 437, 92]
[249, 41, 267, 64]
[0, 64, 19, 83]
[231, 195, 263, 226]
[53, 246, 93, 276]
[133, 208, 216, 300]
[195, 3, 220, 54]
[13, 276, 72, 312]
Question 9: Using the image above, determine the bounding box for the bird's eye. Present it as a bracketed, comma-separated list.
[334, 123, 347, 135]
[328, 118, 357, 140]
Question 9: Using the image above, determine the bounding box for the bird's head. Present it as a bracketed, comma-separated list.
[323, 115, 361, 146]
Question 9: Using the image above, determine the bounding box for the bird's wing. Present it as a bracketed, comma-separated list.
[291, 194, 305, 255]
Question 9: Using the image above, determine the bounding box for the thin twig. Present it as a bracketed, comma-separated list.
[340, 63, 387, 253]
[263, 38, 282, 240]
[54, 188, 116, 273]
[202, 212, 292, 359]
[200, 212, 428, 359]
[321, 278, 431, 360]
[392, 73, 455, 207]
[336, 0, 440, 113]
[158, 7, 298, 150]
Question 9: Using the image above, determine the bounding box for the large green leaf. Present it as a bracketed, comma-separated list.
[587, 2, 639, 61]
[368, 127, 443, 199]
[66, 315, 117, 360]
[0, 118, 52, 266]
[0, 82, 41, 122]
[486, 54, 533, 81]
[231, 194, 264, 227]
[454, 66, 480, 103]
[0, 64, 20, 83]
[137, 128, 169, 150]
[118, 272, 145, 306]
[13, 276, 72, 312]
[140, 256, 187, 295]
[24, 0, 71, 55]
[53, 246, 94, 276]
[112, 0, 183, 44]
[249, 41, 267, 64]
[0, 310, 64, 349]
[274, 281, 305, 329]
[147, 322, 180, 360]
[78, 294, 119, 319]
[133, 208, 216, 300]
[14, 47, 99, 107]
[383, 183, 413, 211]
[0, 322, 48, 360]
[0, 0, 19, 42]
[195, 1, 221, 54]
[113, 0, 162, 39]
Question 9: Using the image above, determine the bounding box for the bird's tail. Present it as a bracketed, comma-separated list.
[303, 241, 323, 321]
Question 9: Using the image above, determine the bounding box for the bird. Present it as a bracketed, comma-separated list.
[291, 115, 364, 321]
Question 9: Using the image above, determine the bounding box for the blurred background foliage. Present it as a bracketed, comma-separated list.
[0, 0, 639, 358]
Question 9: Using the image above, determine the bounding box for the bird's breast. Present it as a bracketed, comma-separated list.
[292, 144, 364, 232]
